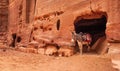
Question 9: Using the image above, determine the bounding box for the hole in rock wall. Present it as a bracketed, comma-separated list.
[33, 37, 35, 40]
[74, 14, 107, 46]
[10, 33, 17, 47]
[48, 28, 52, 31]
[34, 27, 38, 31]
[40, 26, 43, 29]
[17, 36, 22, 43]
[56, 19, 60, 30]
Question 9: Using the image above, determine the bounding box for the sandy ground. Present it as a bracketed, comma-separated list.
[0, 48, 119, 71]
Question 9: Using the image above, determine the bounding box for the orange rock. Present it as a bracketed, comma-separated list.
[45, 45, 58, 56]
[38, 47, 45, 54]
[17, 47, 38, 54]
[58, 46, 75, 57]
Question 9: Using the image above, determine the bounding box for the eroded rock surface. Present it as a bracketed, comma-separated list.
[0, 0, 120, 55]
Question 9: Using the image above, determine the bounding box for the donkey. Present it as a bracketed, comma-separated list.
[71, 31, 92, 54]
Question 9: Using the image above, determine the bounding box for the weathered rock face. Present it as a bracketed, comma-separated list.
[33, 0, 120, 45]
[8, 0, 36, 47]
[6, 0, 120, 49]
[106, 24, 120, 42]
[0, 0, 8, 47]
[106, 0, 120, 42]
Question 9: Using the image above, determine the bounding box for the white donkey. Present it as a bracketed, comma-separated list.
[71, 31, 92, 54]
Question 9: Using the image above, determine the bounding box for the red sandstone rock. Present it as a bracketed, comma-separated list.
[58, 46, 75, 57]
[0, 0, 120, 54]
[38, 47, 45, 54]
[106, 24, 120, 42]
[45, 45, 58, 56]
[16, 47, 38, 54]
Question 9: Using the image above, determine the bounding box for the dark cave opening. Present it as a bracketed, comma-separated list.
[56, 19, 60, 30]
[74, 15, 107, 46]
[10, 33, 17, 47]
[17, 36, 22, 43]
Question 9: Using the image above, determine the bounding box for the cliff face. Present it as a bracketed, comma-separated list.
[106, 0, 120, 42]
[7, 0, 120, 48]
[8, 0, 36, 47]
[33, 0, 120, 45]
[0, 0, 8, 45]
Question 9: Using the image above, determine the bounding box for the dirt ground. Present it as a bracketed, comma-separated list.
[0, 48, 119, 71]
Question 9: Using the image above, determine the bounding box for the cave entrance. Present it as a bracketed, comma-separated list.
[74, 14, 107, 51]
